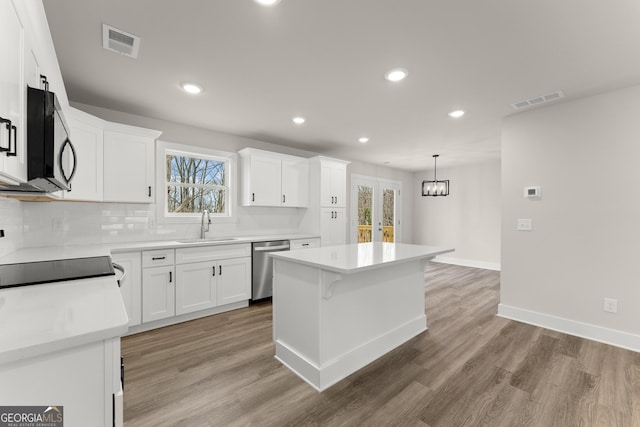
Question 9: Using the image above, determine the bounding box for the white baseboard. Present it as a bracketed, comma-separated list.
[126, 300, 248, 335]
[275, 315, 426, 392]
[433, 256, 500, 271]
[498, 304, 640, 353]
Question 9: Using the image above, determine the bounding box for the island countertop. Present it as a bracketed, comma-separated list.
[270, 242, 454, 275]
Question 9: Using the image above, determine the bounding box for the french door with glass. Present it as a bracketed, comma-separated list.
[350, 175, 401, 243]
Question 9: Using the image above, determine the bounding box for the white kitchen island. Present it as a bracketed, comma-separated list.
[270, 242, 453, 391]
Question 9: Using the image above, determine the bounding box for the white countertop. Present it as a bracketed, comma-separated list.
[0, 276, 128, 364]
[270, 242, 454, 274]
[0, 233, 320, 264]
[0, 233, 318, 363]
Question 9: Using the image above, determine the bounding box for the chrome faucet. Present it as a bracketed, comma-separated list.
[201, 210, 211, 239]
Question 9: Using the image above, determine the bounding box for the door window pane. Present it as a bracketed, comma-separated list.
[357, 185, 373, 243]
[383, 188, 395, 243]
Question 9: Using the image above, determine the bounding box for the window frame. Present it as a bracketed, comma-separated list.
[156, 140, 237, 225]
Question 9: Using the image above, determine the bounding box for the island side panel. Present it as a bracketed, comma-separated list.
[273, 258, 322, 387]
[317, 259, 427, 390]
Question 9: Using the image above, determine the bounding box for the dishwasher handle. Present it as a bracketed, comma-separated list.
[254, 244, 290, 252]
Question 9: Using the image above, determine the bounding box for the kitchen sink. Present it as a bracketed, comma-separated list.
[176, 237, 240, 244]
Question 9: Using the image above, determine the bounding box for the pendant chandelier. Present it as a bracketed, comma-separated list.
[421, 154, 449, 196]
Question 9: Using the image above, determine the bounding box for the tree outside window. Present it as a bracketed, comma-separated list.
[166, 152, 228, 215]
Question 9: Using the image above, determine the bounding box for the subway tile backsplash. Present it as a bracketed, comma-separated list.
[0, 198, 24, 258]
[3, 199, 304, 252]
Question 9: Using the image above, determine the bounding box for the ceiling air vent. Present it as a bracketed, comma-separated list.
[102, 24, 140, 58]
[511, 91, 564, 110]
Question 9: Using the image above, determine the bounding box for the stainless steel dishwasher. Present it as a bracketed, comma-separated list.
[252, 240, 290, 301]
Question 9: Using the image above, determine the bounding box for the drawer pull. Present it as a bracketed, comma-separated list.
[152, 256, 166, 261]
[302, 243, 309, 246]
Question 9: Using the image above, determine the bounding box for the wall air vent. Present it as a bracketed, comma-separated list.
[102, 24, 140, 58]
[511, 90, 564, 110]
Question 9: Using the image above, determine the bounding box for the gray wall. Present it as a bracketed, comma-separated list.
[413, 160, 501, 269]
[501, 85, 640, 349]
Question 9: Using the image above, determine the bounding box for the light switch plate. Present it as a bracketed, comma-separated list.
[517, 219, 533, 231]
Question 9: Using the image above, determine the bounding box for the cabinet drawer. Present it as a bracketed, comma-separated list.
[290, 238, 320, 250]
[142, 249, 175, 267]
[176, 243, 251, 264]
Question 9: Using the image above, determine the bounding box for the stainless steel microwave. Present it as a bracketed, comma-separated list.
[25, 86, 77, 192]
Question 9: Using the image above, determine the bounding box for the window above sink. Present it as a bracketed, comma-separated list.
[155, 140, 237, 225]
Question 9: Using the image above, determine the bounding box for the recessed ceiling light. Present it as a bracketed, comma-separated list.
[181, 82, 202, 94]
[254, 0, 281, 6]
[384, 68, 408, 82]
[358, 137, 369, 144]
[292, 116, 306, 125]
[448, 110, 465, 118]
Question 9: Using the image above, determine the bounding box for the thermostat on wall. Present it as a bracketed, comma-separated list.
[524, 186, 541, 198]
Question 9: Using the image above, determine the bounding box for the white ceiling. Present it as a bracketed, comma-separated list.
[42, 0, 640, 171]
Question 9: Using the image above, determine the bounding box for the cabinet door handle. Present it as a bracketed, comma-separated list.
[219, 265, 222, 276]
[152, 256, 166, 260]
[282, 194, 285, 203]
[0, 117, 11, 154]
[7, 124, 16, 157]
[252, 193, 255, 202]
[212, 266, 215, 276]
[148, 186, 152, 197]
[169, 271, 172, 283]
[334, 196, 338, 205]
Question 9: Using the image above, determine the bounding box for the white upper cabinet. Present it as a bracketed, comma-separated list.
[0, 0, 25, 183]
[103, 124, 161, 203]
[281, 158, 309, 207]
[238, 148, 308, 207]
[320, 159, 348, 208]
[243, 154, 282, 206]
[63, 108, 104, 201]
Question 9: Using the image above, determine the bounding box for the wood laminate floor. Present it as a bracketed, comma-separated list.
[122, 262, 640, 426]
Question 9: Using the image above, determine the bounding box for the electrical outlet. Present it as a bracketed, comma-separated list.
[517, 219, 533, 231]
[603, 298, 618, 313]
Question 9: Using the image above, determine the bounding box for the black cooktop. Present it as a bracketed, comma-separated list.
[0, 256, 115, 289]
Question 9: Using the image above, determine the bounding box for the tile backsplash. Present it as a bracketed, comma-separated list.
[0, 198, 24, 258]
[7, 200, 304, 251]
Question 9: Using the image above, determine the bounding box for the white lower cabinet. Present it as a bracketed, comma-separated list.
[175, 244, 251, 315]
[175, 261, 217, 315]
[217, 257, 251, 305]
[142, 265, 175, 322]
[0, 338, 122, 427]
[290, 237, 321, 250]
[112, 251, 142, 327]
[175, 256, 251, 315]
